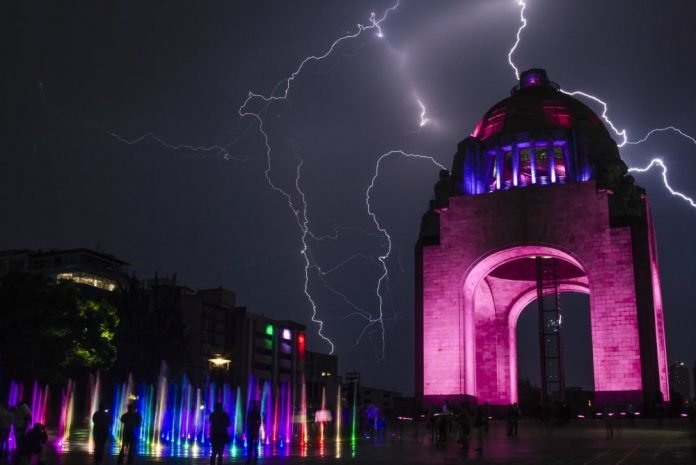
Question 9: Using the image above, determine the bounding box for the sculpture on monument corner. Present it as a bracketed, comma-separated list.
[433, 169, 452, 213]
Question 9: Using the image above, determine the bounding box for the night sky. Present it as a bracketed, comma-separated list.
[3, 1, 695, 395]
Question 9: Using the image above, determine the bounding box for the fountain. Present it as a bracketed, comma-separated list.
[2, 368, 358, 459]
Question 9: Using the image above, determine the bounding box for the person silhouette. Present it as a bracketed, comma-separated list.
[92, 402, 112, 465]
[245, 401, 262, 464]
[19, 423, 47, 465]
[209, 403, 231, 465]
[117, 403, 141, 465]
[13, 402, 32, 449]
[0, 402, 11, 459]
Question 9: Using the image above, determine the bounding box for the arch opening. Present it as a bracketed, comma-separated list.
[461, 245, 590, 405]
[516, 292, 594, 416]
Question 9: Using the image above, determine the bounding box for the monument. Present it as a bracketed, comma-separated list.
[415, 69, 669, 411]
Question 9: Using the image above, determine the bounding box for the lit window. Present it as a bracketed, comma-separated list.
[553, 147, 566, 181]
[481, 107, 506, 139]
[543, 101, 572, 128]
[502, 150, 513, 189]
[57, 272, 117, 292]
[298, 333, 305, 354]
[488, 152, 498, 192]
[535, 148, 550, 184]
[282, 328, 292, 340]
[519, 149, 532, 186]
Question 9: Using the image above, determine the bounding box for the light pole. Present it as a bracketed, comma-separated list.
[208, 355, 232, 371]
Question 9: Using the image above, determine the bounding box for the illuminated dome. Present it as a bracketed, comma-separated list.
[472, 69, 609, 141]
[450, 68, 632, 198]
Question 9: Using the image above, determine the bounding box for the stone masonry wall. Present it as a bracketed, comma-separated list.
[421, 181, 659, 405]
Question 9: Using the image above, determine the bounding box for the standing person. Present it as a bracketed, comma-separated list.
[209, 403, 231, 465]
[442, 400, 451, 441]
[457, 404, 471, 451]
[626, 403, 636, 427]
[245, 401, 261, 464]
[18, 423, 47, 465]
[92, 402, 112, 465]
[473, 407, 485, 452]
[366, 404, 378, 438]
[0, 402, 12, 460]
[603, 405, 614, 439]
[117, 403, 141, 465]
[427, 408, 436, 443]
[506, 403, 520, 437]
[436, 413, 446, 443]
[13, 402, 31, 451]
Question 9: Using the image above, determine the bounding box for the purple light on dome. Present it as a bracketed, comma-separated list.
[522, 71, 540, 87]
[520, 69, 551, 89]
[472, 119, 483, 138]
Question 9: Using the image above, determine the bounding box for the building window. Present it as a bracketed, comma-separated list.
[519, 148, 532, 186]
[502, 150, 514, 189]
[481, 107, 506, 139]
[553, 146, 566, 182]
[535, 148, 550, 184]
[488, 152, 498, 192]
[56, 272, 117, 292]
[543, 102, 572, 128]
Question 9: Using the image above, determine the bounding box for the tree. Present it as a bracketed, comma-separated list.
[0, 272, 119, 383]
[111, 276, 188, 383]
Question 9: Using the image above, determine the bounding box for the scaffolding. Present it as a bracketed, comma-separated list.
[536, 257, 564, 404]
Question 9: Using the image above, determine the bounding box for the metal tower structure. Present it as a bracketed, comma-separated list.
[536, 257, 564, 404]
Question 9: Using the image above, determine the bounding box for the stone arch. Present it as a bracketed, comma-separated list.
[507, 283, 589, 402]
[459, 244, 589, 404]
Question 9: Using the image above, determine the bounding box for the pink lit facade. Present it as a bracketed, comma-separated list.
[415, 69, 669, 410]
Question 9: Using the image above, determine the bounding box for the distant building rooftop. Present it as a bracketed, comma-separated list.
[0, 247, 129, 292]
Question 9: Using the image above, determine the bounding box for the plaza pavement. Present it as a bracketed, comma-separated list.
[45, 419, 696, 465]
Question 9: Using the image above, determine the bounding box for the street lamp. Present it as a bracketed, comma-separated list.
[208, 354, 232, 371]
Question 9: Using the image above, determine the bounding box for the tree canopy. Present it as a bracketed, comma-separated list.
[0, 272, 119, 383]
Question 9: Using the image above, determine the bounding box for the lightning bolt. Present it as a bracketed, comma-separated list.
[417, 98, 430, 127]
[509, 0, 696, 209]
[507, 0, 528, 80]
[364, 150, 446, 359]
[559, 90, 628, 146]
[292, 159, 335, 354]
[75, 0, 431, 357]
[624, 126, 696, 147]
[628, 159, 696, 209]
[238, 2, 399, 113]
[235, 1, 410, 355]
[100, 130, 243, 160]
[236, 0, 445, 359]
[62, 0, 696, 365]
